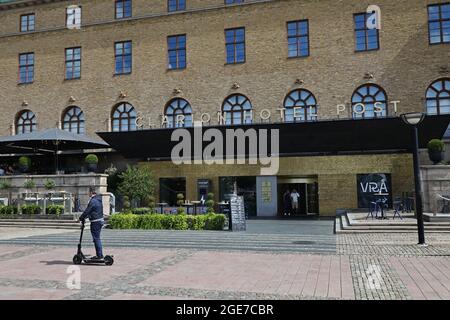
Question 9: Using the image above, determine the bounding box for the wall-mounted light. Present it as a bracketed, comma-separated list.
[364, 73, 374, 80]
[69, 96, 76, 103]
[295, 79, 304, 85]
[231, 83, 240, 90]
[22, 100, 29, 107]
[173, 88, 182, 95]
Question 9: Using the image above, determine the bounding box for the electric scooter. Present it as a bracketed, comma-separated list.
[72, 220, 114, 266]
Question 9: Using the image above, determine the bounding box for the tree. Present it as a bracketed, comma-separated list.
[117, 166, 155, 208]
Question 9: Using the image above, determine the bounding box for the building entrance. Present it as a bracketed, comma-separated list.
[277, 177, 319, 217]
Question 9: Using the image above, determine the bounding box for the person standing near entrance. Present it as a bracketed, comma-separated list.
[290, 189, 300, 215]
[283, 190, 291, 216]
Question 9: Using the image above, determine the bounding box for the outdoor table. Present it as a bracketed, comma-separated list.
[157, 202, 168, 214]
[182, 203, 194, 215]
[373, 193, 389, 219]
[191, 201, 201, 215]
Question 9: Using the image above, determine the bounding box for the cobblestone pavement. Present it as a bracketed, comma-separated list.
[0, 225, 448, 300]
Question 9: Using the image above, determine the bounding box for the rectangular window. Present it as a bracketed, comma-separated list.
[225, 27, 245, 64]
[428, 3, 450, 44]
[287, 20, 309, 57]
[20, 14, 35, 32]
[115, 0, 132, 19]
[168, 35, 186, 70]
[354, 13, 379, 51]
[168, 0, 185, 12]
[65, 47, 81, 80]
[115, 41, 132, 74]
[66, 6, 82, 29]
[19, 53, 34, 84]
[225, 0, 244, 4]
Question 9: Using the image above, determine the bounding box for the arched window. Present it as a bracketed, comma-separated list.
[352, 84, 387, 119]
[62, 106, 85, 134]
[165, 98, 193, 128]
[111, 102, 137, 132]
[222, 94, 253, 125]
[426, 78, 450, 115]
[283, 89, 317, 122]
[16, 110, 36, 135]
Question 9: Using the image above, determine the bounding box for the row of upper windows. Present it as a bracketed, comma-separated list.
[13, 79, 450, 134]
[17, 0, 246, 33]
[16, 2, 450, 46]
[14, 3, 450, 84]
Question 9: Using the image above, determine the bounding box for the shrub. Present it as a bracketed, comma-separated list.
[0, 206, 18, 215]
[177, 207, 186, 215]
[24, 180, 35, 190]
[206, 192, 215, 213]
[0, 180, 11, 191]
[109, 213, 226, 231]
[118, 166, 155, 207]
[46, 205, 64, 215]
[138, 214, 164, 230]
[186, 214, 207, 230]
[204, 213, 226, 230]
[123, 195, 131, 210]
[109, 213, 139, 229]
[85, 154, 99, 164]
[144, 195, 156, 209]
[19, 156, 31, 168]
[21, 204, 41, 215]
[427, 139, 445, 153]
[176, 193, 185, 207]
[44, 179, 56, 190]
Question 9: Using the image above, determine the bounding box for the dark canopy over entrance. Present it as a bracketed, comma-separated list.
[98, 115, 450, 160]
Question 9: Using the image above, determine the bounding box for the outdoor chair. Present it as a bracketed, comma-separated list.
[392, 198, 403, 220]
[366, 200, 380, 220]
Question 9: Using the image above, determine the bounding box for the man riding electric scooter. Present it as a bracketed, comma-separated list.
[79, 187, 105, 260]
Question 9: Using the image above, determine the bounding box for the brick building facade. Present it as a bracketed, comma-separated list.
[0, 0, 449, 216]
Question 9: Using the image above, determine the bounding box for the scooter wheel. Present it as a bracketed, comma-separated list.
[104, 255, 114, 266]
[73, 254, 82, 265]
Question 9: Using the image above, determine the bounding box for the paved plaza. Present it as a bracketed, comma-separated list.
[0, 221, 449, 300]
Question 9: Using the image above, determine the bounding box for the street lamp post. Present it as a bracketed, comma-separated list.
[400, 112, 426, 245]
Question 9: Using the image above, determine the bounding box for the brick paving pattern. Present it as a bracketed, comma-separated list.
[0, 222, 448, 300]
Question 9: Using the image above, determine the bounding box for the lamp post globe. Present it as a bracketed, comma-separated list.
[400, 112, 426, 245]
[401, 112, 426, 126]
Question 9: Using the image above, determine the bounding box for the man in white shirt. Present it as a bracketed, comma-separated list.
[290, 189, 300, 215]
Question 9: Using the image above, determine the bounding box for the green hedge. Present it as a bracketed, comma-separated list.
[0, 205, 18, 215]
[21, 204, 41, 215]
[109, 213, 226, 231]
[46, 205, 64, 215]
[128, 207, 156, 215]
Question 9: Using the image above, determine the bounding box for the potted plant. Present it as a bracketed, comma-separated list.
[85, 154, 99, 172]
[427, 139, 445, 164]
[23, 179, 35, 197]
[177, 193, 185, 214]
[44, 179, 56, 191]
[206, 192, 215, 213]
[18, 156, 31, 173]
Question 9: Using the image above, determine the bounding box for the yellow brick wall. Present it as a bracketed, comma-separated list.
[140, 153, 414, 216]
[0, 0, 448, 136]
